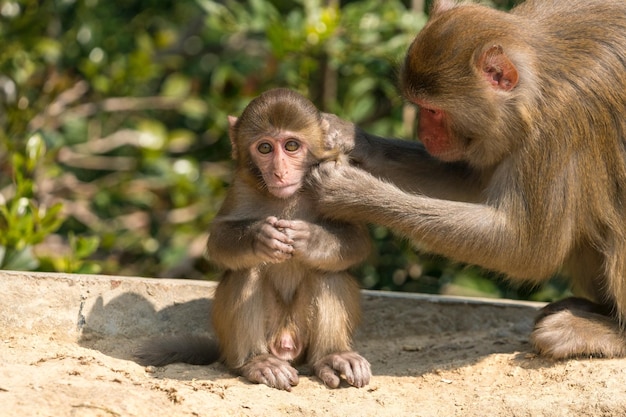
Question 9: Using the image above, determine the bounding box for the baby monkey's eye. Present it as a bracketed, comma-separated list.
[285, 140, 300, 152]
[257, 142, 273, 154]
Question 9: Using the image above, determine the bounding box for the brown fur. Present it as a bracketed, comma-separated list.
[310, 0, 626, 359]
[139, 89, 371, 390]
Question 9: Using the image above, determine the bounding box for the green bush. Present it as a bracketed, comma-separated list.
[0, 0, 566, 301]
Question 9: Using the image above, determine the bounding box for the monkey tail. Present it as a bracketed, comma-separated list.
[135, 335, 221, 367]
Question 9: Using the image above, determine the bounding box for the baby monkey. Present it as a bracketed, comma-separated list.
[137, 88, 371, 391]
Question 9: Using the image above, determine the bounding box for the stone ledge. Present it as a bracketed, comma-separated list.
[0, 269, 542, 340]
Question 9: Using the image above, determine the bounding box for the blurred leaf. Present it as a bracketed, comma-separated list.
[71, 234, 100, 259]
[162, 73, 192, 98]
[180, 98, 209, 119]
[0, 246, 40, 271]
[441, 268, 502, 298]
[136, 119, 167, 150]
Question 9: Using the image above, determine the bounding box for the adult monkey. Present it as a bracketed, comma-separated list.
[310, 0, 626, 359]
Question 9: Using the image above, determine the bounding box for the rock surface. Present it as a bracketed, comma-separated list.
[2, 271, 625, 416]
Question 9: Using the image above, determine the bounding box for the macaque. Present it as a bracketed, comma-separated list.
[138, 88, 371, 391]
[309, 0, 626, 359]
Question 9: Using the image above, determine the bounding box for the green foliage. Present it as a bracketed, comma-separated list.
[0, 0, 565, 301]
[0, 134, 60, 270]
[37, 232, 101, 274]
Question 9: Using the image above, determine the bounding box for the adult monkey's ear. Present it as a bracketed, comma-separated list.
[477, 45, 519, 91]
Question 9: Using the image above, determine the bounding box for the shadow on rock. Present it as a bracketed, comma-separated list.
[78, 291, 214, 363]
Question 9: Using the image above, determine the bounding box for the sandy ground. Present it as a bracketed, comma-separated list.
[2, 271, 626, 417]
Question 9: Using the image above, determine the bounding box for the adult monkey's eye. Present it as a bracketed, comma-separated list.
[285, 140, 300, 152]
[257, 142, 273, 154]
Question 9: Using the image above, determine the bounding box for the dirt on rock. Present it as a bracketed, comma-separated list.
[2, 271, 626, 417]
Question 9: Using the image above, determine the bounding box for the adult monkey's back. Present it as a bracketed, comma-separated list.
[310, 0, 626, 359]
